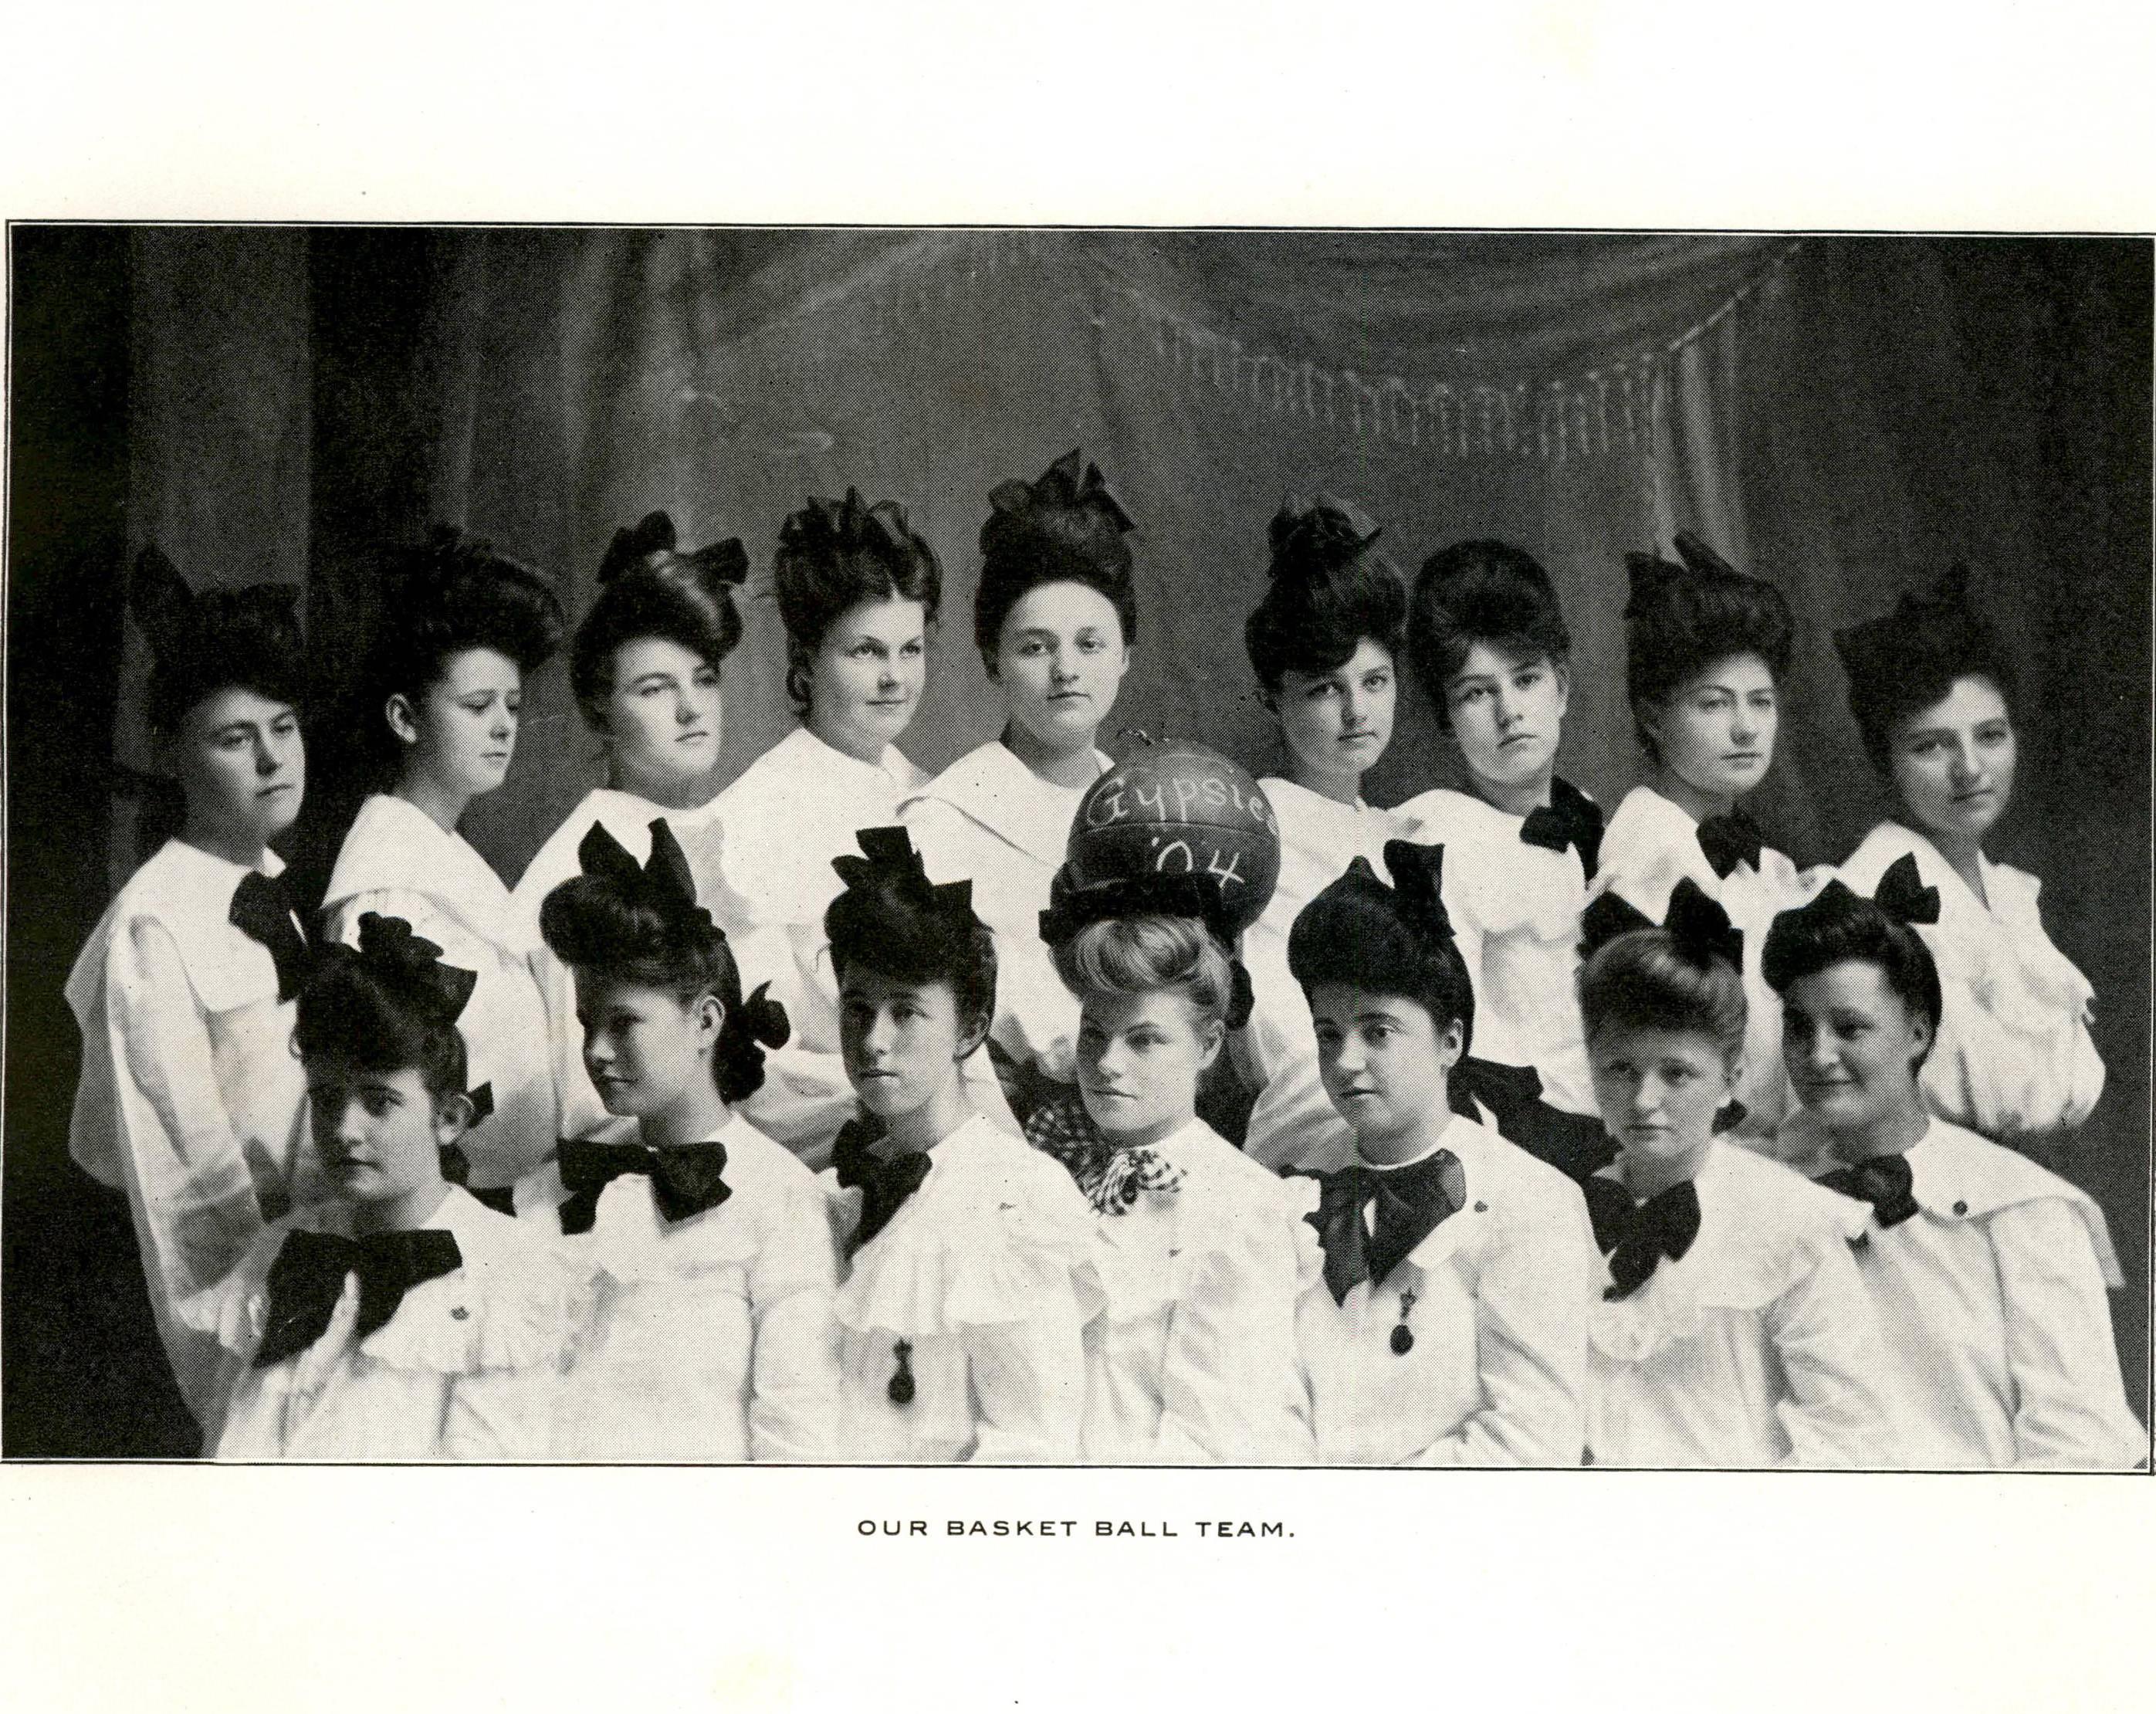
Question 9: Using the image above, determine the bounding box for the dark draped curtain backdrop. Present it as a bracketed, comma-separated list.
[8, 228, 2149, 1455]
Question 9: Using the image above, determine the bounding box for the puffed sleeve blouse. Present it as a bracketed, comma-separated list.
[1592, 786, 1815, 1151]
[65, 838, 319, 1426]
[1782, 1112, 2141, 1468]
[324, 795, 560, 1193]
[824, 1113, 1104, 1462]
[1583, 1140, 1894, 1468]
[1295, 1116, 1595, 1466]
[530, 1113, 841, 1462]
[1066, 1116, 1317, 1465]
[196, 1187, 585, 1462]
[1836, 820, 2105, 1142]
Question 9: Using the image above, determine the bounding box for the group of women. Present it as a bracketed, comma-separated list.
[63, 445, 2143, 1466]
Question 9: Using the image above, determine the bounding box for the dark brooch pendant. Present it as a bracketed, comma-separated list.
[887, 1338, 916, 1406]
[1389, 1289, 1417, 1357]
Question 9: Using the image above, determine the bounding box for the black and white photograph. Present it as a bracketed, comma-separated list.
[8, 225, 2148, 1472]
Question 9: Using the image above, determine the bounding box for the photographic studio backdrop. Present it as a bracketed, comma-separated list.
[7, 228, 2150, 1455]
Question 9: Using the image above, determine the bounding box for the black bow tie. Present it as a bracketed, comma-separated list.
[229, 869, 311, 1002]
[1303, 1149, 1467, 1306]
[1696, 809, 1765, 879]
[1584, 1176, 1702, 1301]
[556, 1137, 732, 1235]
[1518, 777, 1605, 879]
[1816, 1153, 1920, 1229]
[832, 1119, 935, 1258]
[253, 1227, 463, 1368]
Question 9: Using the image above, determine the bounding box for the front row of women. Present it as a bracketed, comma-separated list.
[197, 808, 2141, 1467]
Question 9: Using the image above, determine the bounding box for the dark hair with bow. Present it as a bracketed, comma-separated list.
[1833, 565, 2018, 776]
[293, 912, 476, 1105]
[974, 448, 1138, 664]
[1622, 531, 1792, 765]
[1407, 539, 1572, 733]
[357, 527, 566, 765]
[1762, 854, 1944, 1057]
[130, 545, 307, 736]
[1286, 840, 1477, 1048]
[1244, 494, 1406, 693]
[1041, 864, 1250, 1031]
[1576, 879, 1748, 1062]
[540, 818, 789, 1103]
[824, 825, 997, 1037]
[570, 510, 750, 733]
[774, 489, 943, 716]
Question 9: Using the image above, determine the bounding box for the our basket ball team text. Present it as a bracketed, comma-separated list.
[66, 458, 2142, 1468]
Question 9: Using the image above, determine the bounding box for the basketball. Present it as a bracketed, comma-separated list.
[1064, 738, 1281, 936]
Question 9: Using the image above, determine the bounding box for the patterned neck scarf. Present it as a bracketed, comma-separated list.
[1025, 1087, 1185, 1215]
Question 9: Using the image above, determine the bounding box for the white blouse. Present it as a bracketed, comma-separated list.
[1836, 821, 2105, 1141]
[1075, 1116, 1316, 1464]
[901, 740, 1108, 1087]
[510, 785, 740, 1149]
[324, 795, 559, 1191]
[525, 1112, 841, 1462]
[1396, 785, 1596, 1116]
[1294, 1116, 1595, 1466]
[65, 838, 318, 1425]
[823, 1113, 1103, 1462]
[1240, 778, 1410, 1174]
[1782, 1113, 2141, 1469]
[712, 724, 939, 1164]
[1584, 1140, 1894, 1468]
[196, 1187, 584, 1462]
[1593, 786, 1816, 1150]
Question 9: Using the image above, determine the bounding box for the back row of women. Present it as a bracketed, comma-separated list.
[67, 448, 2141, 1466]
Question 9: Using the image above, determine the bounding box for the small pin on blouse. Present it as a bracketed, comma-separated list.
[450, 1306, 469, 1320]
[887, 1338, 916, 1406]
[1474, 1201, 1488, 1213]
[1389, 1323, 1415, 1356]
[1952, 1200, 1968, 1215]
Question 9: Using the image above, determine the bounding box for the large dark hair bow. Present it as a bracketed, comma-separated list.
[1781, 852, 1942, 937]
[1380, 838, 1456, 947]
[577, 817, 712, 935]
[1039, 868, 1235, 951]
[1623, 529, 1756, 615]
[320, 911, 480, 1025]
[780, 489, 929, 563]
[1267, 493, 1383, 574]
[1579, 878, 1744, 972]
[130, 545, 303, 666]
[597, 509, 750, 588]
[1833, 564, 1978, 679]
[987, 448, 1135, 535]
[832, 825, 976, 921]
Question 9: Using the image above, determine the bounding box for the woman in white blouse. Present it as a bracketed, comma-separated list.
[1831, 567, 2105, 1149]
[1031, 876, 1314, 1464]
[1592, 533, 1813, 1152]
[322, 530, 566, 1199]
[713, 491, 940, 1161]
[67, 547, 319, 1429]
[1396, 540, 1601, 1120]
[199, 913, 582, 1461]
[902, 450, 1134, 1116]
[512, 513, 752, 1147]
[1235, 496, 1414, 1173]
[1765, 864, 2142, 1468]
[1287, 840, 1596, 1466]
[820, 827, 1102, 1462]
[1575, 881, 1893, 1468]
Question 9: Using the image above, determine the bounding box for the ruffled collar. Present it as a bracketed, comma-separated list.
[903, 740, 1108, 869]
[1587, 1140, 1870, 1363]
[325, 794, 524, 952]
[66, 838, 289, 1018]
